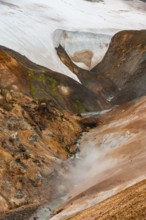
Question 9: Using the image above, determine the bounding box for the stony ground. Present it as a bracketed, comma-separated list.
[0, 88, 83, 216]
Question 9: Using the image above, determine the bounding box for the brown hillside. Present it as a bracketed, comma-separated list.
[93, 30, 146, 104]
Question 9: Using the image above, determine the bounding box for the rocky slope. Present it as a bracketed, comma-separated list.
[0, 87, 83, 217]
[0, 46, 110, 113]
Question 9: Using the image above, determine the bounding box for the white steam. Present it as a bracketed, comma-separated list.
[67, 141, 117, 195]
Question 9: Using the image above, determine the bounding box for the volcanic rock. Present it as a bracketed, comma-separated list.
[0, 88, 83, 216]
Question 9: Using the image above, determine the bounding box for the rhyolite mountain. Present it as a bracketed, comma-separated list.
[1, 1, 146, 218]
[0, 29, 146, 220]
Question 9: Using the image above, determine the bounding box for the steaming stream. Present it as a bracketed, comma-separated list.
[29, 119, 118, 219]
[29, 105, 146, 220]
[29, 131, 88, 220]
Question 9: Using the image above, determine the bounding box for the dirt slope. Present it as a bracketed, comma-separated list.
[65, 179, 146, 220]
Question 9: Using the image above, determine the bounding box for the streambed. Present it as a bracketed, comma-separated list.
[29, 101, 146, 219]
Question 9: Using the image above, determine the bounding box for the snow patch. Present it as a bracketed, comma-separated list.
[0, 0, 146, 80]
[54, 30, 111, 70]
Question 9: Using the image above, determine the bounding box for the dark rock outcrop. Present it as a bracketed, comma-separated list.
[56, 45, 117, 104]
